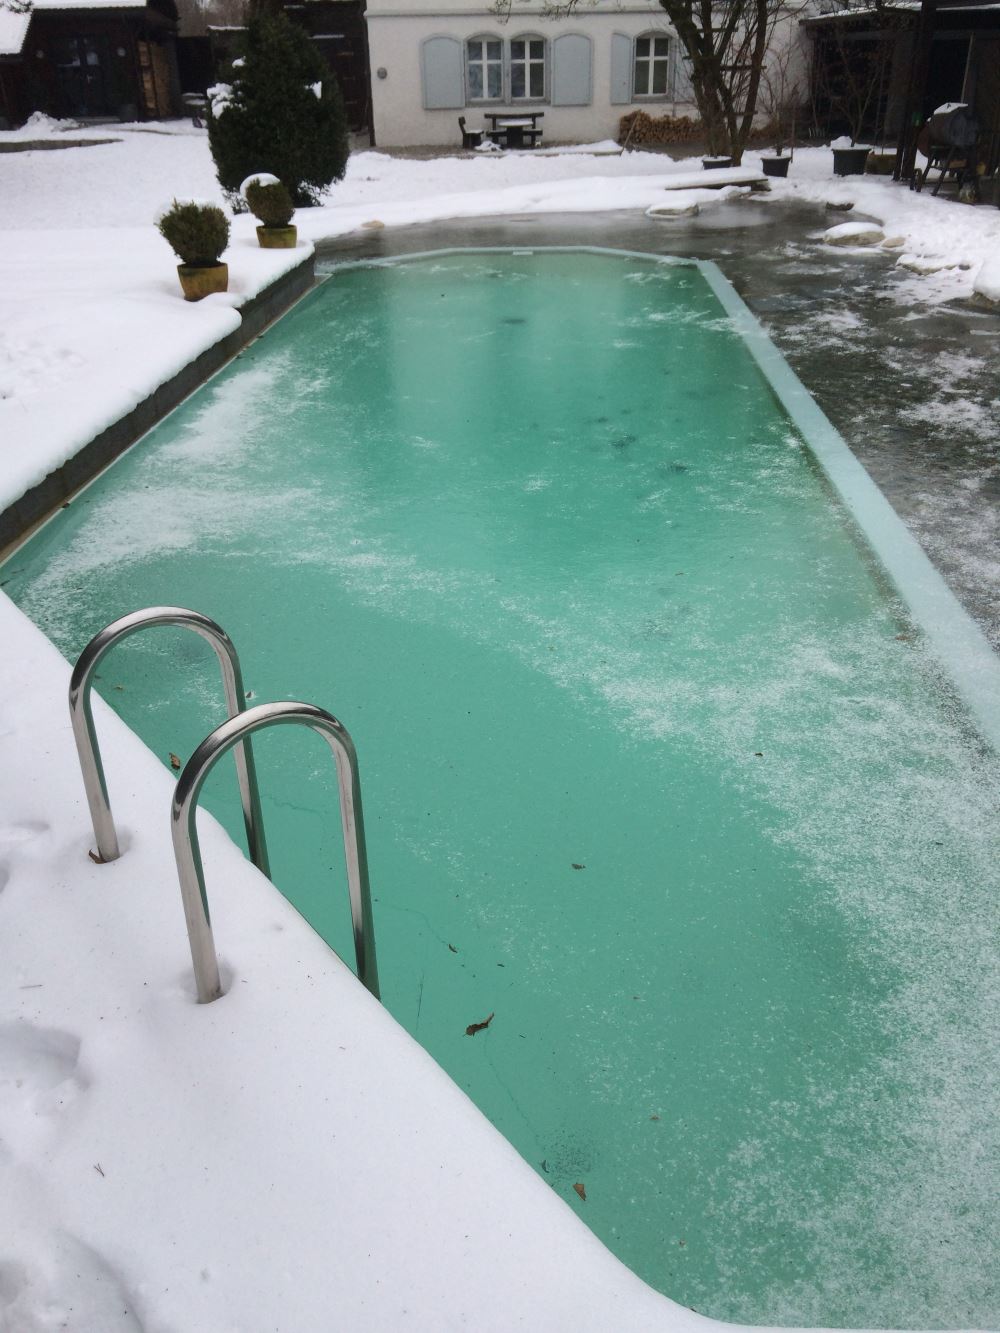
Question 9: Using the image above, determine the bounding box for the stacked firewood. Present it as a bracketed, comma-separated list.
[618, 111, 702, 146]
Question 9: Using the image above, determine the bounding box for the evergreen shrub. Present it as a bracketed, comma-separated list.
[157, 200, 230, 267]
[245, 178, 295, 227]
[207, 9, 349, 208]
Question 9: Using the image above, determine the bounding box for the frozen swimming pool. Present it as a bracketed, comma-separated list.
[2, 249, 998, 1327]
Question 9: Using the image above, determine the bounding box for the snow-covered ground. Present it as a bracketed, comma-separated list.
[1, 117, 998, 1332]
[2, 117, 998, 513]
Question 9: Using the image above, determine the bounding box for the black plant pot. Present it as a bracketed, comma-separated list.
[832, 147, 870, 177]
[761, 155, 790, 178]
[702, 156, 733, 170]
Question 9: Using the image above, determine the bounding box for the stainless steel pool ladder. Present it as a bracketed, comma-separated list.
[69, 610, 380, 1004]
[172, 701, 380, 1003]
[69, 607, 269, 872]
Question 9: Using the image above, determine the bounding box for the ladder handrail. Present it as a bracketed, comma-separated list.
[171, 700, 380, 1004]
[69, 607, 269, 876]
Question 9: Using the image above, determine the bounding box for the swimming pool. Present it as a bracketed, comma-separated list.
[3, 249, 997, 1327]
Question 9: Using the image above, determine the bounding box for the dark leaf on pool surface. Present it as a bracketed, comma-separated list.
[573, 1182, 586, 1202]
[571, 863, 585, 870]
[169, 753, 182, 771]
[448, 943, 458, 953]
[465, 1011, 495, 1036]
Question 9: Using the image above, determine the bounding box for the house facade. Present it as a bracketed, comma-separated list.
[365, 0, 698, 147]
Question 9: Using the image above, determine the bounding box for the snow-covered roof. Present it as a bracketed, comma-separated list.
[0, 0, 143, 57]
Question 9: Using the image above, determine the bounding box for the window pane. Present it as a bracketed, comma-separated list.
[511, 39, 525, 59]
[469, 64, 483, 99]
[511, 65, 525, 98]
[652, 62, 667, 95]
[636, 37, 650, 58]
[654, 37, 669, 57]
[634, 60, 649, 96]
[487, 40, 502, 60]
[468, 39, 482, 61]
[487, 63, 502, 98]
[529, 40, 544, 59]
[529, 64, 544, 98]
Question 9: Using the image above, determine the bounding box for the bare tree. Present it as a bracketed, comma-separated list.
[489, 0, 806, 162]
[757, 17, 808, 152]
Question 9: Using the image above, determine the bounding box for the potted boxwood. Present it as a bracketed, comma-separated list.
[244, 175, 297, 248]
[157, 199, 230, 301]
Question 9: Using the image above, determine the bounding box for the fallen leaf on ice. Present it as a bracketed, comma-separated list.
[465, 1012, 495, 1036]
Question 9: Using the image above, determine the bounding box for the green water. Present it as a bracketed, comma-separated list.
[4, 252, 997, 1327]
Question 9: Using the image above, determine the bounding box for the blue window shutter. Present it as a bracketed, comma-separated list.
[610, 32, 632, 105]
[551, 33, 592, 106]
[421, 36, 464, 110]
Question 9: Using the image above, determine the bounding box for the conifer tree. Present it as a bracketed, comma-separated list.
[207, 6, 349, 207]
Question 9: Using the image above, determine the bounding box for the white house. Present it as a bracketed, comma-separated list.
[364, 0, 700, 147]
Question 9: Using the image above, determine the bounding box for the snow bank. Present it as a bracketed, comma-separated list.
[758, 149, 1000, 303]
[0, 228, 310, 515]
[974, 253, 1000, 304]
[823, 221, 884, 246]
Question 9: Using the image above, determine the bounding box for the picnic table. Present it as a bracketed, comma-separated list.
[484, 112, 543, 149]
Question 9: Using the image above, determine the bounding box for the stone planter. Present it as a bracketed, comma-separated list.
[256, 224, 298, 249]
[761, 155, 790, 178]
[177, 263, 229, 302]
[832, 146, 871, 177]
[865, 151, 896, 176]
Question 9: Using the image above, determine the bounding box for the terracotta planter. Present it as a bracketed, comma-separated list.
[177, 263, 228, 302]
[256, 224, 298, 249]
[761, 155, 790, 178]
[832, 147, 870, 177]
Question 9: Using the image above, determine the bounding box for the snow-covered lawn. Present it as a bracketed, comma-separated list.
[1, 117, 998, 1332]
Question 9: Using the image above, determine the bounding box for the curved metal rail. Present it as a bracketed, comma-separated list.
[69, 607, 269, 874]
[171, 701, 380, 1004]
